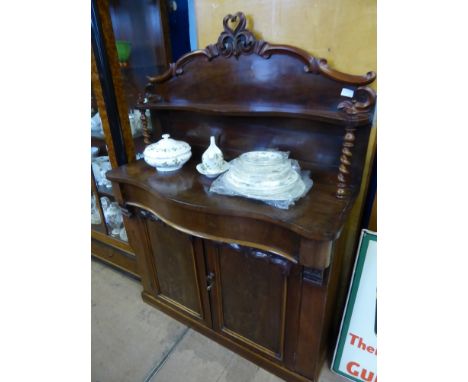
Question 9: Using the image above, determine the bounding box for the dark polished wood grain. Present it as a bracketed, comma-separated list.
[107, 159, 352, 241]
[137, 11, 375, 197]
[107, 12, 376, 382]
[148, 12, 375, 87]
[147, 221, 200, 312]
[146, 219, 204, 318]
[211, 242, 292, 359]
[91, 235, 139, 279]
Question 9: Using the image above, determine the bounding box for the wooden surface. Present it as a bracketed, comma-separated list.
[146, 220, 206, 319]
[107, 159, 353, 241]
[122, 209, 346, 382]
[139, 12, 376, 197]
[107, 12, 376, 382]
[192, 0, 377, 306]
[369, 193, 377, 231]
[211, 242, 291, 358]
[91, 236, 139, 279]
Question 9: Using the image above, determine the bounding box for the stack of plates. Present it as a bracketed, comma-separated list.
[218, 151, 308, 201]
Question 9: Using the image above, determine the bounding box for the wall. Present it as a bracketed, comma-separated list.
[193, 0, 376, 83]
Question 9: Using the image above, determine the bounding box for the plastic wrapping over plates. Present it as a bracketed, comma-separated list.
[209, 150, 313, 209]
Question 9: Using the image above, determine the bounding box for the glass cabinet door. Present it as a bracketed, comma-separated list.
[109, 0, 171, 159]
[107, 0, 190, 158]
[91, 66, 128, 243]
[91, 0, 190, 246]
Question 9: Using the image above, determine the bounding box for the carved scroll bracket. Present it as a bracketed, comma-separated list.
[338, 86, 377, 116]
[119, 204, 134, 218]
[136, 208, 161, 223]
[224, 242, 293, 276]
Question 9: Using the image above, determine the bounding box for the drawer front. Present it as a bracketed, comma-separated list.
[91, 239, 139, 278]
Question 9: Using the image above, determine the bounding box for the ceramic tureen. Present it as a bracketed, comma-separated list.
[143, 134, 192, 172]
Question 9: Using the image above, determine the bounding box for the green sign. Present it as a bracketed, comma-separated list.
[332, 230, 377, 382]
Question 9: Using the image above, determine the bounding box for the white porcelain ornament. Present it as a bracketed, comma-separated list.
[91, 194, 101, 224]
[92, 156, 112, 189]
[104, 202, 124, 237]
[91, 112, 104, 137]
[143, 134, 192, 172]
[196, 136, 229, 178]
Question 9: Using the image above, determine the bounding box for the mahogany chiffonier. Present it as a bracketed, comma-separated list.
[107, 12, 376, 382]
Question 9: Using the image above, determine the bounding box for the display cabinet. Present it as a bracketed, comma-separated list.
[91, 49, 139, 278]
[107, 12, 377, 382]
[91, 0, 177, 277]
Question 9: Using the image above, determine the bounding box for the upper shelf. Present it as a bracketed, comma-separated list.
[144, 101, 371, 126]
[139, 12, 376, 125]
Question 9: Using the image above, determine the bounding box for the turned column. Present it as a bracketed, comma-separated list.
[139, 108, 152, 146]
[336, 124, 357, 199]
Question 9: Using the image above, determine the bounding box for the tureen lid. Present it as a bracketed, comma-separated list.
[143, 134, 191, 159]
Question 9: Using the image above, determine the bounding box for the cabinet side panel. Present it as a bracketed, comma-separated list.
[295, 280, 328, 381]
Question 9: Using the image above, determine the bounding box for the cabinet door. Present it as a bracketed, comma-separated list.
[207, 242, 300, 362]
[143, 216, 211, 327]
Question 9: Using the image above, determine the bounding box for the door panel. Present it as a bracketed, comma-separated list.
[144, 217, 209, 324]
[210, 243, 293, 360]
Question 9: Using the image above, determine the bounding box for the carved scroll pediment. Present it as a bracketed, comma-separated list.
[147, 11, 376, 88]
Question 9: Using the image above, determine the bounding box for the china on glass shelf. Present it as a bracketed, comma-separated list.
[92, 156, 112, 190]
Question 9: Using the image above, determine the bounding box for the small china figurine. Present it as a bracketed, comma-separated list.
[92, 156, 112, 189]
[104, 202, 124, 237]
[196, 136, 229, 178]
[119, 227, 128, 242]
[91, 195, 101, 224]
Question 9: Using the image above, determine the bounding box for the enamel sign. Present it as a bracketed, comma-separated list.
[332, 230, 377, 382]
